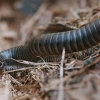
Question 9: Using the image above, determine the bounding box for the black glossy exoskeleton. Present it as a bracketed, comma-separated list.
[1, 19, 100, 70]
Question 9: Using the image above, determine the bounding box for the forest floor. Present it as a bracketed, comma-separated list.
[0, 0, 100, 100]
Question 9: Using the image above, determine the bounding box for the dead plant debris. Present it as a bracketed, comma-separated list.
[0, 0, 100, 100]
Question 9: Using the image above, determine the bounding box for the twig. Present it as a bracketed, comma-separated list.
[45, 56, 100, 92]
[3, 67, 34, 73]
[57, 48, 65, 100]
[20, 3, 48, 33]
[20, 0, 51, 44]
[4, 63, 59, 74]
[2, 74, 23, 86]
[70, 8, 80, 20]
[63, 56, 100, 82]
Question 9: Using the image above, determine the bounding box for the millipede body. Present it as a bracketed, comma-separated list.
[0, 18, 100, 70]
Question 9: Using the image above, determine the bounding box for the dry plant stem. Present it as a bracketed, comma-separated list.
[3, 67, 34, 74]
[57, 48, 65, 100]
[62, 66, 82, 70]
[3, 74, 23, 86]
[63, 57, 100, 83]
[15, 59, 59, 65]
[20, 3, 48, 33]
[3, 62, 59, 74]
[70, 8, 80, 19]
[20, 0, 51, 44]
[46, 56, 100, 91]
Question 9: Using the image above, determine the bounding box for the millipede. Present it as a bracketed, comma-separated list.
[1, 18, 100, 71]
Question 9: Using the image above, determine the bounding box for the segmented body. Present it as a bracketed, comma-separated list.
[1, 19, 100, 71]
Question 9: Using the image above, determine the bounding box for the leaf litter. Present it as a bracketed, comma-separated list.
[0, 0, 100, 100]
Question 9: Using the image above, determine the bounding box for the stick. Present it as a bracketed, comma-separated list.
[57, 48, 65, 100]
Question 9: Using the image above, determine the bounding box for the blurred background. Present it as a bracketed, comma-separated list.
[0, 0, 100, 50]
[1, 0, 100, 100]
